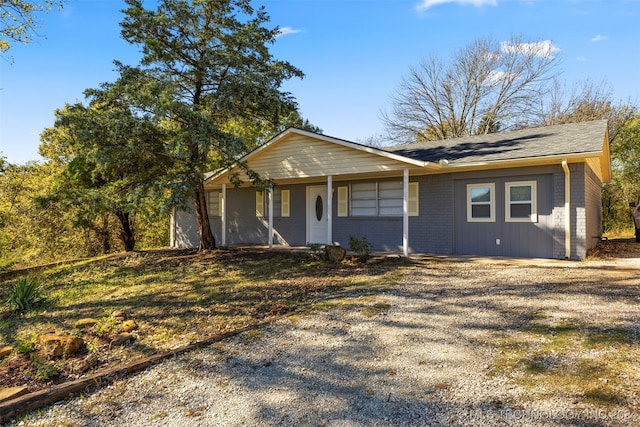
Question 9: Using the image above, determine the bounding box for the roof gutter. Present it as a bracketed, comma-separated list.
[562, 159, 571, 259]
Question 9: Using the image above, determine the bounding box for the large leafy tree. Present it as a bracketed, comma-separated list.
[0, 0, 64, 54]
[40, 79, 171, 252]
[120, 0, 303, 250]
[382, 36, 560, 143]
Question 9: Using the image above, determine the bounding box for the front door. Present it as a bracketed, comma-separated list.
[307, 186, 327, 244]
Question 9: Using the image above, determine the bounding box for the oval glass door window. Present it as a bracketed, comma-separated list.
[315, 195, 323, 221]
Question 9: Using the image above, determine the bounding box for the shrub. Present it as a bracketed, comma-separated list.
[349, 235, 373, 262]
[6, 277, 45, 312]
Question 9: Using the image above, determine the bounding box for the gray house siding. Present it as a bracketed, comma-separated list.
[173, 163, 602, 260]
[585, 164, 603, 251]
[172, 204, 200, 248]
[407, 174, 455, 254]
[331, 178, 403, 251]
[214, 185, 307, 246]
[451, 167, 556, 259]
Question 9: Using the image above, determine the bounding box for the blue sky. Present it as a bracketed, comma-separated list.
[1, 0, 639, 164]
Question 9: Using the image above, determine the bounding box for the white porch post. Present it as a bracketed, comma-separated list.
[221, 184, 226, 247]
[268, 186, 274, 249]
[327, 175, 333, 245]
[403, 168, 409, 257]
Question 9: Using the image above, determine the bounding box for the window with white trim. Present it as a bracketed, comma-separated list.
[348, 181, 418, 217]
[467, 183, 495, 222]
[506, 181, 537, 222]
[207, 191, 221, 217]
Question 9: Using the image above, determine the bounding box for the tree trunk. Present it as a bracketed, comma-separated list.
[100, 213, 111, 254]
[194, 180, 216, 251]
[114, 209, 136, 252]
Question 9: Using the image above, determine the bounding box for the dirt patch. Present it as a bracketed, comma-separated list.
[588, 237, 640, 259]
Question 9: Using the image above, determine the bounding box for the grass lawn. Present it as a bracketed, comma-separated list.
[0, 248, 407, 391]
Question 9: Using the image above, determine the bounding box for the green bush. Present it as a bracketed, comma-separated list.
[348, 235, 373, 262]
[6, 277, 45, 312]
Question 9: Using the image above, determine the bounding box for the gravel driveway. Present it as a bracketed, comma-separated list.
[20, 256, 640, 426]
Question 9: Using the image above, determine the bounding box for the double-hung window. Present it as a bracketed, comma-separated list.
[207, 191, 222, 217]
[505, 181, 537, 222]
[346, 181, 419, 217]
[467, 183, 495, 222]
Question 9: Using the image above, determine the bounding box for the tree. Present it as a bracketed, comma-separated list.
[381, 36, 560, 144]
[39, 78, 171, 252]
[1, 0, 64, 54]
[120, 0, 304, 250]
[223, 110, 322, 153]
[537, 79, 639, 233]
[539, 79, 636, 143]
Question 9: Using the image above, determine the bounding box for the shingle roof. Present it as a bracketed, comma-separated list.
[384, 120, 608, 165]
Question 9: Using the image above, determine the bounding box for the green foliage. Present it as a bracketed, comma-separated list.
[30, 353, 62, 381]
[6, 277, 45, 312]
[349, 235, 373, 261]
[0, 1, 65, 54]
[39, 81, 172, 253]
[604, 113, 640, 232]
[120, 0, 305, 249]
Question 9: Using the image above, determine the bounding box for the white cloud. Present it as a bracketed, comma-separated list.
[276, 27, 303, 38]
[485, 70, 509, 85]
[576, 56, 587, 62]
[591, 34, 608, 42]
[500, 40, 560, 58]
[416, 0, 497, 11]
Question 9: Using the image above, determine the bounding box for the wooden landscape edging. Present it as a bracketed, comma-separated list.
[0, 311, 295, 424]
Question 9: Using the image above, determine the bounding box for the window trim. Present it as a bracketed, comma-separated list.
[467, 183, 496, 222]
[505, 181, 537, 223]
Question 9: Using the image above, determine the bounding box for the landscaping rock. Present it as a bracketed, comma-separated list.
[110, 333, 134, 348]
[72, 353, 99, 374]
[121, 320, 138, 333]
[74, 318, 99, 329]
[324, 245, 346, 262]
[111, 310, 128, 321]
[0, 345, 13, 358]
[39, 334, 84, 358]
[0, 386, 29, 403]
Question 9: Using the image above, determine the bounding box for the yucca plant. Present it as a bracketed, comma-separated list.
[6, 277, 45, 312]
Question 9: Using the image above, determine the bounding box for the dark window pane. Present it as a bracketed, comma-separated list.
[510, 203, 532, 218]
[315, 195, 323, 221]
[472, 204, 491, 218]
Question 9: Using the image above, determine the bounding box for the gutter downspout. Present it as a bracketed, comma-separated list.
[562, 160, 571, 259]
